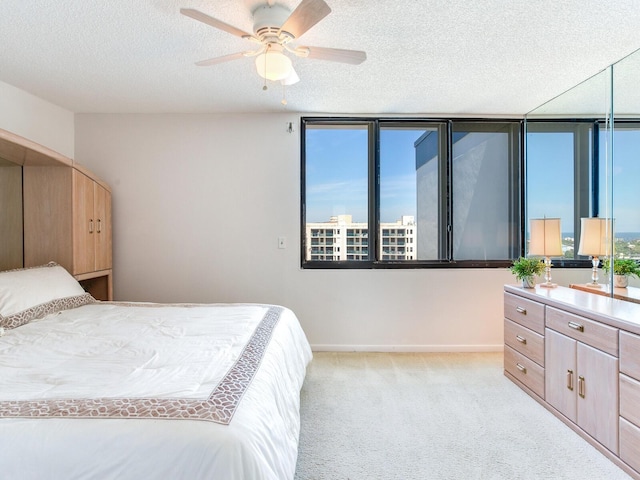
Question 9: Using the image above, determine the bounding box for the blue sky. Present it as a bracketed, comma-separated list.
[526, 132, 575, 233]
[306, 125, 640, 233]
[305, 126, 369, 222]
[607, 129, 640, 232]
[528, 128, 640, 233]
[305, 127, 424, 223]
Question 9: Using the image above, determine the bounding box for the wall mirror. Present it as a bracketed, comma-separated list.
[525, 47, 640, 298]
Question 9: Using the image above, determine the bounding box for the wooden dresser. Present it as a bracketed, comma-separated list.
[504, 284, 640, 479]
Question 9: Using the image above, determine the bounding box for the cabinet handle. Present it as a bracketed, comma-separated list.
[97, 219, 102, 234]
[516, 363, 527, 374]
[567, 369, 574, 391]
[89, 219, 94, 234]
[516, 306, 527, 315]
[568, 321, 584, 332]
[516, 335, 527, 344]
[578, 375, 585, 398]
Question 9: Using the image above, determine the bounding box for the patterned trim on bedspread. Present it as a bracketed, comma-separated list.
[0, 306, 283, 425]
[0, 293, 96, 330]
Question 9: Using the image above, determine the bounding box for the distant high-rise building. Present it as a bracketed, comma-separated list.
[305, 215, 416, 261]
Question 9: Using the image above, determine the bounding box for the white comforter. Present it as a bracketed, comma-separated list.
[0, 302, 312, 479]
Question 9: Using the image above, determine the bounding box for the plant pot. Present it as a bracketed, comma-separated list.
[614, 274, 629, 288]
[522, 277, 536, 289]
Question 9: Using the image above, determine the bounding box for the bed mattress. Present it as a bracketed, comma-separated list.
[0, 301, 312, 479]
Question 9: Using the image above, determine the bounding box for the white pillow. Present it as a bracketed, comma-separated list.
[0, 263, 86, 318]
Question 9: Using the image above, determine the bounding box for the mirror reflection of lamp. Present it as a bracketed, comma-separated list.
[528, 218, 563, 288]
[577, 217, 612, 288]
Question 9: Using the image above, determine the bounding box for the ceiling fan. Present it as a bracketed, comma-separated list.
[181, 0, 366, 87]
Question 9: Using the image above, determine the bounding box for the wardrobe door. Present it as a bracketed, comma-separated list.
[94, 183, 112, 271]
[23, 166, 73, 270]
[72, 170, 95, 275]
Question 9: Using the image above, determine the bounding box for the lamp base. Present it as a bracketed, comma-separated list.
[582, 282, 604, 289]
[540, 257, 556, 288]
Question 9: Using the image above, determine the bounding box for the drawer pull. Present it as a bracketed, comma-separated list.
[567, 369, 574, 391]
[89, 219, 94, 234]
[516, 306, 527, 314]
[516, 363, 527, 374]
[578, 375, 585, 398]
[515, 335, 527, 344]
[568, 321, 584, 332]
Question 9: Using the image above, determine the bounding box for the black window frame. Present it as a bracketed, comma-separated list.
[302, 116, 639, 270]
[301, 117, 524, 269]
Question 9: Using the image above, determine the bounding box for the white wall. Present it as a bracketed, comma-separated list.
[75, 113, 587, 351]
[0, 81, 74, 157]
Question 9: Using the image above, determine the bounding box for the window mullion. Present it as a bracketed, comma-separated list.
[369, 120, 379, 262]
[574, 123, 592, 249]
[592, 122, 600, 217]
[442, 121, 453, 261]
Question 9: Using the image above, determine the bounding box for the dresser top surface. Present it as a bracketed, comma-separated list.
[505, 284, 640, 335]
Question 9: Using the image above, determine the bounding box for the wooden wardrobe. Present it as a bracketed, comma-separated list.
[0, 129, 113, 300]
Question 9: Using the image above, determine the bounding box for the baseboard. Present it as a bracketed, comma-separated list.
[310, 344, 504, 353]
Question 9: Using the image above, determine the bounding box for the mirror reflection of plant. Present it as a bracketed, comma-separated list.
[510, 257, 546, 280]
[602, 258, 640, 278]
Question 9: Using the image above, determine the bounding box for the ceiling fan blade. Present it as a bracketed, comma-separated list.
[195, 52, 247, 67]
[180, 8, 253, 39]
[279, 0, 331, 39]
[302, 46, 367, 65]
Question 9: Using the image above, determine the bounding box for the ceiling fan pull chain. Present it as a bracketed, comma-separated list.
[263, 44, 269, 90]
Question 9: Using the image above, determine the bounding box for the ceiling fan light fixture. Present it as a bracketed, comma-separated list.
[255, 46, 293, 81]
[281, 68, 300, 86]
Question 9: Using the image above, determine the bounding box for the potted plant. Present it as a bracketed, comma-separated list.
[510, 257, 545, 288]
[602, 258, 640, 288]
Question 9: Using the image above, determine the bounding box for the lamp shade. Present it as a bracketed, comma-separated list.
[577, 217, 612, 256]
[255, 46, 293, 81]
[528, 218, 563, 256]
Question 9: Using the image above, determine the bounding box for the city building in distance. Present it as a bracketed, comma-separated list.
[305, 214, 416, 261]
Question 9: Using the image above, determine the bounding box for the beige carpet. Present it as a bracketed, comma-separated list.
[294, 352, 632, 480]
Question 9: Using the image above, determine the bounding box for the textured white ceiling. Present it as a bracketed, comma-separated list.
[1, 0, 640, 115]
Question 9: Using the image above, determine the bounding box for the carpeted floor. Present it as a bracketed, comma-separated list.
[294, 352, 632, 480]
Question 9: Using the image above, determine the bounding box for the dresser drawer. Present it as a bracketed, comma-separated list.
[621, 331, 640, 381]
[620, 373, 640, 428]
[504, 292, 545, 334]
[620, 416, 640, 474]
[546, 306, 618, 356]
[504, 318, 544, 367]
[504, 345, 544, 398]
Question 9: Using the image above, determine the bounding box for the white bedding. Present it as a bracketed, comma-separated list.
[0, 301, 312, 479]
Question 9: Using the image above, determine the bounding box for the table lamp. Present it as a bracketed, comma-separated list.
[529, 218, 563, 288]
[577, 217, 612, 288]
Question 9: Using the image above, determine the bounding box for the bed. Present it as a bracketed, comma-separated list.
[0, 263, 312, 479]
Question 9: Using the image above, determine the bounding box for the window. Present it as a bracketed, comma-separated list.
[600, 122, 640, 257]
[302, 118, 522, 268]
[303, 122, 370, 262]
[525, 121, 594, 263]
[451, 123, 521, 261]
